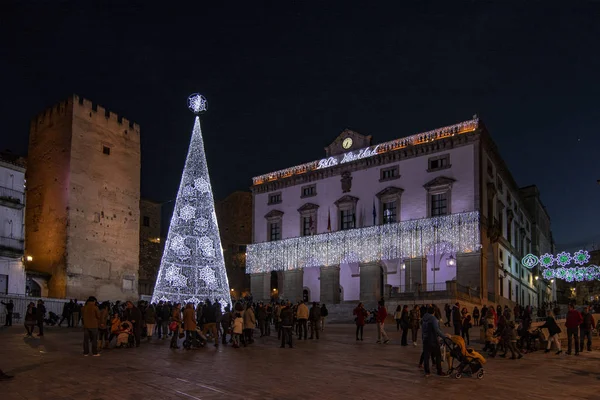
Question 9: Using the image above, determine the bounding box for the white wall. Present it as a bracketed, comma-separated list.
[254, 143, 477, 242]
[0, 257, 26, 294]
[0, 163, 25, 193]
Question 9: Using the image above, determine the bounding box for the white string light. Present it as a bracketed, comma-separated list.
[152, 95, 231, 308]
[246, 211, 480, 274]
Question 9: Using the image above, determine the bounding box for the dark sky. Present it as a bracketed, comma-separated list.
[2, 2, 599, 249]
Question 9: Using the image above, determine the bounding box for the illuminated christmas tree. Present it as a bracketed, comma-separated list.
[151, 94, 231, 308]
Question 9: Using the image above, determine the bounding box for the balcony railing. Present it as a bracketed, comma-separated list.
[0, 236, 24, 251]
[0, 186, 24, 205]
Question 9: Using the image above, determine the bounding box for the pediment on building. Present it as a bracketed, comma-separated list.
[264, 209, 284, 219]
[376, 186, 404, 199]
[297, 203, 320, 213]
[334, 195, 359, 206]
[423, 176, 456, 190]
[325, 129, 372, 157]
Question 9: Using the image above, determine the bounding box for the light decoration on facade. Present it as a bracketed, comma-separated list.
[521, 249, 599, 281]
[246, 211, 480, 274]
[252, 118, 479, 185]
[151, 94, 231, 308]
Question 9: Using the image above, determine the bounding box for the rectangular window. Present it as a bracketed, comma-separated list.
[379, 165, 399, 181]
[301, 185, 316, 198]
[428, 154, 450, 172]
[431, 193, 448, 216]
[382, 201, 397, 224]
[143, 216, 150, 227]
[269, 221, 281, 241]
[340, 209, 355, 230]
[102, 146, 111, 155]
[268, 193, 282, 205]
[302, 216, 314, 236]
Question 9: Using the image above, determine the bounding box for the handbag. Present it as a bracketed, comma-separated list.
[169, 321, 178, 332]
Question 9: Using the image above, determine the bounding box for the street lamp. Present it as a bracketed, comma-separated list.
[535, 276, 539, 281]
[446, 255, 456, 267]
[26, 255, 33, 262]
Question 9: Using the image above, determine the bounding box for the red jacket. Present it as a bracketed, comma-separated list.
[377, 306, 388, 323]
[565, 309, 583, 328]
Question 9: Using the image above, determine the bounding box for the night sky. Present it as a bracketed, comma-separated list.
[2, 2, 599, 249]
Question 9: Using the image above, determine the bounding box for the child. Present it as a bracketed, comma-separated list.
[108, 313, 121, 347]
[232, 312, 243, 348]
[506, 321, 523, 359]
[485, 322, 498, 356]
[117, 321, 133, 348]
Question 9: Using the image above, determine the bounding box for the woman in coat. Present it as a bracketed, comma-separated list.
[243, 304, 256, 345]
[170, 303, 182, 349]
[400, 305, 410, 346]
[24, 302, 36, 337]
[540, 311, 562, 355]
[353, 303, 367, 341]
[182, 303, 197, 343]
[409, 305, 421, 346]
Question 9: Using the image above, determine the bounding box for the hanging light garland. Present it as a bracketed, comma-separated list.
[246, 211, 480, 274]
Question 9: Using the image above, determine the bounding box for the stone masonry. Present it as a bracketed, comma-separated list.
[26, 95, 141, 300]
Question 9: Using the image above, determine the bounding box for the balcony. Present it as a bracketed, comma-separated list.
[0, 186, 24, 209]
[0, 236, 24, 256]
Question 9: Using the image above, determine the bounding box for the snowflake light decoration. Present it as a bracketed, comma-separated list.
[198, 266, 217, 286]
[194, 217, 209, 234]
[556, 251, 572, 267]
[182, 185, 195, 197]
[564, 268, 575, 282]
[187, 93, 207, 114]
[165, 265, 187, 287]
[521, 254, 539, 269]
[542, 269, 554, 280]
[198, 236, 215, 258]
[194, 177, 210, 193]
[170, 235, 191, 256]
[573, 250, 590, 266]
[555, 268, 567, 280]
[539, 253, 554, 268]
[179, 204, 196, 221]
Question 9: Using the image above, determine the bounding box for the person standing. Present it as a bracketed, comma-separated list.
[125, 301, 142, 347]
[72, 300, 81, 328]
[452, 303, 462, 336]
[444, 304, 452, 327]
[421, 306, 445, 377]
[353, 302, 367, 341]
[580, 306, 596, 352]
[400, 305, 410, 346]
[82, 296, 100, 356]
[170, 303, 182, 349]
[36, 300, 46, 337]
[320, 304, 328, 332]
[296, 301, 309, 340]
[279, 303, 293, 348]
[541, 310, 562, 355]
[257, 304, 267, 337]
[158, 301, 171, 339]
[97, 302, 109, 349]
[462, 315, 472, 345]
[183, 303, 197, 344]
[242, 303, 255, 345]
[394, 305, 402, 331]
[232, 312, 243, 348]
[472, 307, 480, 327]
[1, 300, 14, 326]
[221, 305, 232, 345]
[145, 303, 156, 341]
[309, 302, 321, 340]
[58, 300, 73, 327]
[376, 300, 390, 344]
[409, 305, 420, 346]
[565, 303, 583, 355]
[24, 302, 36, 337]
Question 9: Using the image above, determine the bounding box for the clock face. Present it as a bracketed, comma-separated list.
[342, 137, 353, 149]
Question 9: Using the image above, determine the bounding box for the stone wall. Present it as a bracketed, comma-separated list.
[26, 95, 141, 300]
[139, 199, 162, 295]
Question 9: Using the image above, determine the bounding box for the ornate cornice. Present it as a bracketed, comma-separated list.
[334, 195, 359, 206]
[423, 176, 456, 190]
[264, 209, 284, 219]
[297, 203, 320, 213]
[376, 186, 404, 199]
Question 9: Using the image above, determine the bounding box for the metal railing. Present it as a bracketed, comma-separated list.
[0, 186, 24, 205]
[0, 236, 24, 251]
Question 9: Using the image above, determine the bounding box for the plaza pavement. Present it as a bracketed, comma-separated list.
[0, 323, 599, 400]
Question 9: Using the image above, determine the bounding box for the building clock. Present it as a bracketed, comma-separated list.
[342, 137, 353, 149]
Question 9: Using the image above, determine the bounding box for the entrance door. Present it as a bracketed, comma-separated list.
[303, 289, 309, 303]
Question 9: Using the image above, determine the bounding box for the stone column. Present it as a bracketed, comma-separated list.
[281, 269, 304, 303]
[320, 265, 340, 305]
[456, 252, 482, 293]
[402, 257, 427, 292]
[360, 262, 381, 305]
[250, 272, 270, 302]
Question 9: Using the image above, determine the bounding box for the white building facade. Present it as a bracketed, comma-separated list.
[247, 118, 549, 308]
[0, 157, 26, 294]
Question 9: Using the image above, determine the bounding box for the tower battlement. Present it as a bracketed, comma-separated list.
[30, 94, 141, 136]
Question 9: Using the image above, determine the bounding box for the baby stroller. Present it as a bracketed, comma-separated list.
[443, 335, 486, 379]
[117, 321, 135, 348]
[183, 327, 208, 350]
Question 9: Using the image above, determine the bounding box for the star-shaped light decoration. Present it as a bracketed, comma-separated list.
[556, 251, 572, 267]
[573, 250, 590, 266]
[187, 93, 207, 114]
[182, 185, 195, 197]
[194, 216, 209, 234]
[198, 266, 217, 286]
[165, 264, 187, 287]
[170, 235, 191, 256]
[198, 236, 215, 258]
[179, 205, 196, 222]
[194, 177, 210, 193]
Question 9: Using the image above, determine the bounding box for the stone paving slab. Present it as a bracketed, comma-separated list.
[0, 324, 599, 400]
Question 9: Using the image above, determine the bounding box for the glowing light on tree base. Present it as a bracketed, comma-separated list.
[151, 94, 231, 308]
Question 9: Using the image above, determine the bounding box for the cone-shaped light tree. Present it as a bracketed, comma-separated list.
[151, 94, 231, 308]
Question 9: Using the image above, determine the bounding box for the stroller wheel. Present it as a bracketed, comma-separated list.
[454, 372, 462, 379]
[476, 369, 484, 379]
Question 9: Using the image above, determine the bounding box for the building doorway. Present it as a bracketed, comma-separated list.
[303, 288, 309, 303]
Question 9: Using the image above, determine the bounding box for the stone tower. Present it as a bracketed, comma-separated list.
[26, 94, 141, 300]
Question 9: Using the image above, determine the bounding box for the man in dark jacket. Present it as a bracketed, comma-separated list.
[279, 303, 293, 348]
[452, 303, 462, 335]
[82, 296, 101, 356]
[580, 306, 596, 352]
[1, 300, 14, 327]
[565, 303, 582, 355]
[36, 300, 46, 337]
[309, 302, 321, 340]
[58, 300, 73, 327]
[125, 301, 142, 347]
[421, 306, 445, 377]
[320, 304, 328, 332]
[257, 303, 267, 337]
